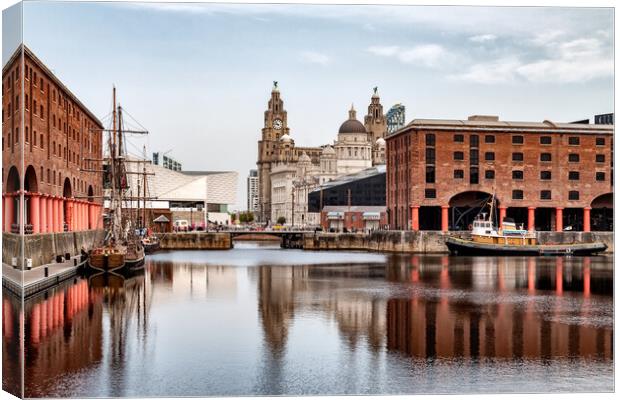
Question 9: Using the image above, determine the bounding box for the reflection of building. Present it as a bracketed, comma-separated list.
[2, 45, 104, 235]
[387, 115, 614, 232]
[386, 103, 406, 134]
[121, 159, 238, 226]
[257, 83, 387, 224]
[247, 169, 259, 213]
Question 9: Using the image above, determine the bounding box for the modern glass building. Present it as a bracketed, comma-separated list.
[308, 165, 386, 212]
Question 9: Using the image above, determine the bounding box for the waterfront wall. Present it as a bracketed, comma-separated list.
[3, 230, 105, 269]
[303, 231, 614, 253]
[156, 232, 232, 250]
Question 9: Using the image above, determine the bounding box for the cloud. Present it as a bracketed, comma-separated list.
[469, 34, 496, 43]
[367, 44, 448, 68]
[448, 57, 521, 84]
[299, 51, 330, 66]
[449, 36, 613, 84]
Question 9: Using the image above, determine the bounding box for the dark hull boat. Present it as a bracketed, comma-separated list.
[446, 236, 607, 256]
[142, 237, 160, 254]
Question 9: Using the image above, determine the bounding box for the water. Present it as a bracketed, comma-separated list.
[3, 242, 614, 397]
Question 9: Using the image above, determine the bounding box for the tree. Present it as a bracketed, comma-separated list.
[239, 213, 248, 223]
[277, 216, 286, 225]
[246, 212, 254, 223]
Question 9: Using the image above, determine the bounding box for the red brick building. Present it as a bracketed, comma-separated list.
[2, 45, 104, 234]
[386, 115, 613, 232]
[320, 205, 387, 232]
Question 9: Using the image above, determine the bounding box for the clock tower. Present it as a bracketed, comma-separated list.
[257, 82, 290, 222]
[364, 87, 387, 142]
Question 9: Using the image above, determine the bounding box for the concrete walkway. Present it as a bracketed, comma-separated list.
[2, 256, 83, 297]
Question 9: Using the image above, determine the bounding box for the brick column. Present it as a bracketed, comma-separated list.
[555, 207, 563, 232]
[583, 207, 591, 232]
[410, 205, 419, 231]
[441, 206, 449, 232]
[1, 195, 5, 232]
[4, 194, 13, 232]
[527, 207, 535, 231]
[499, 206, 507, 229]
[30, 193, 40, 234]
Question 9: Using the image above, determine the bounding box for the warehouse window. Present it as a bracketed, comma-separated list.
[568, 171, 580, 180]
[568, 137, 580, 145]
[512, 190, 523, 200]
[512, 152, 523, 161]
[568, 191, 580, 200]
[512, 135, 524, 144]
[568, 154, 580, 163]
[596, 137, 605, 146]
[453, 134, 464, 143]
[596, 154, 605, 163]
[540, 153, 552, 162]
[540, 136, 552, 145]
[596, 172, 605, 181]
[484, 135, 495, 143]
[453, 151, 464, 161]
[426, 133, 436, 146]
[454, 169, 464, 179]
[484, 152, 495, 161]
[512, 170, 523, 180]
[470, 167, 479, 184]
[425, 166, 435, 183]
[425, 189, 436, 199]
[484, 170, 495, 179]
[540, 171, 551, 180]
[540, 190, 552, 200]
[426, 148, 436, 163]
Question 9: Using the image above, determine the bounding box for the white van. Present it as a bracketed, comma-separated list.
[174, 219, 189, 232]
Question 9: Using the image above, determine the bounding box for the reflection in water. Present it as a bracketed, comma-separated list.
[3, 245, 613, 397]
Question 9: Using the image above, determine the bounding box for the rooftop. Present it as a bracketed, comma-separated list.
[310, 164, 386, 193]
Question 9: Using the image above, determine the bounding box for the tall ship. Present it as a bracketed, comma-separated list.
[445, 193, 607, 256]
[88, 88, 147, 272]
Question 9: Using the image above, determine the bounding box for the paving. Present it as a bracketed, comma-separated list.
[2, 256, 84, 297]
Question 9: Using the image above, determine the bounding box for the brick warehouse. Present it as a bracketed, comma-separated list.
[386, 115, 613, 232]
[2, 45, 104, 234]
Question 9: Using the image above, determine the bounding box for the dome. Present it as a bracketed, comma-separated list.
[280, 134, 292, 142]
[338, 104, 367, 134]
[376, 137, 386, 146]
[338, 119, 367, 134]
[322, 145, 336, 156]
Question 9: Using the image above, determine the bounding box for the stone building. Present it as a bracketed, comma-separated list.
[257, 83, 387, 225]
[386, 115, 614, 232]
[2, 45, 104, 235]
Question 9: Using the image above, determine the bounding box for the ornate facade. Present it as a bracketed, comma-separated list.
[257, 83, 387, 225]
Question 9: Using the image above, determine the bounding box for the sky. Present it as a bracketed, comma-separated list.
[3, 1, 614, 210]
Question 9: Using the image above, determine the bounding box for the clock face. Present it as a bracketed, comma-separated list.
[273, 119, 283, 130]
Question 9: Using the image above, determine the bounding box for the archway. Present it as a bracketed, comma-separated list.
[5, 166, 20, 232]
[448, 191, 497, 230]
[6, 166, 20, 193]
[591, 193, 612, 231]
[24, 165, 38, 193]
[87, 185, 94, 202]
[63, 178, 72, 231]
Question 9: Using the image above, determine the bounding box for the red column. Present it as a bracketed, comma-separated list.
[441, 206, 449, 232]
[410, 205, 419, 231]
[4, 194, 13, 232]
[66, 199, 74, 231]
[499, 206, 507, 229]
[555, 257, 563, 295]
[583, 207, 591, 232]
[555, 207, 563, 232]
[55, 197, 62, 232]
[583, 257, 591, 298]
[47, 196, 54, 233]
[527, 207, 535, 231]
[30, 193, 40, 233]
[1, 195, 5, 232]
[40, 196, 47, 233]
